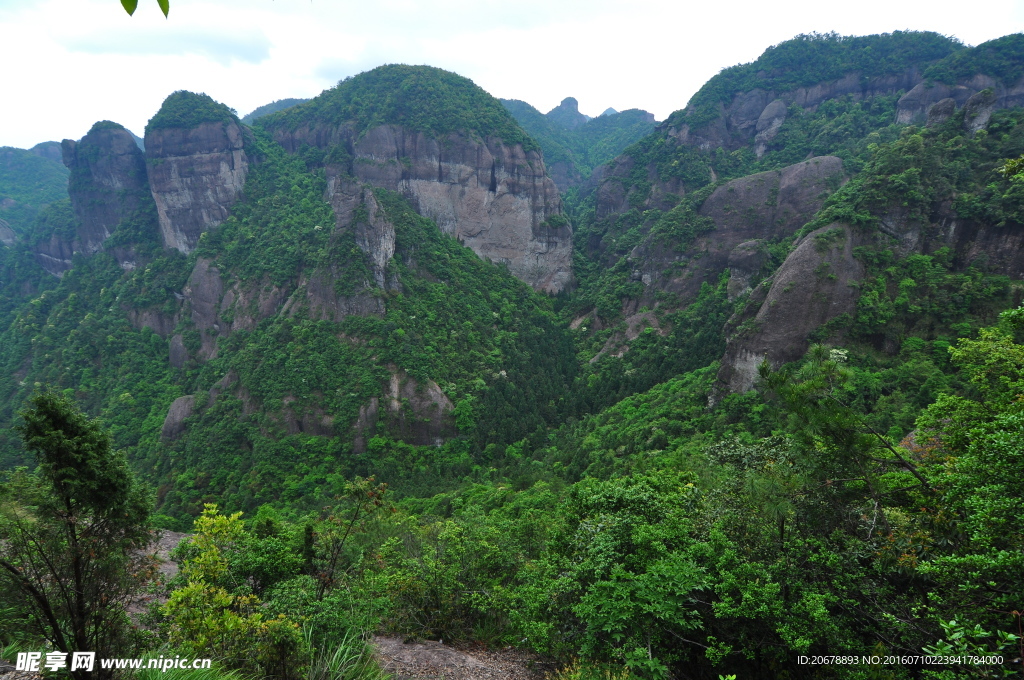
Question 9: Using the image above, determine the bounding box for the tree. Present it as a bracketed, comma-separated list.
[0, 392, 154, 680]
[120, 0, 169, 17]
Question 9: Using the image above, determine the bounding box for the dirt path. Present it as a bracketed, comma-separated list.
[372, 636, 556, 680]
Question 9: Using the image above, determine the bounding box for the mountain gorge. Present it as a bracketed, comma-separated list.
[1, 31, 1024, 680]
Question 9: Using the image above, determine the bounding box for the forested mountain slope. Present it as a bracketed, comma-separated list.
[567, 31, 1024, 406]
[1, 31, 1023, 680]
[501, 96, 657, 189]
[0, 68, 577, 519]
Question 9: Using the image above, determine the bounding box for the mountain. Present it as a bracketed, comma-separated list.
[500, 97, 657, 189]
[1, 33, 1024, 680]
[569, 30, 1024, 404]
[0, 67, 576, 518]
[240, 97, 311, 125]
[546, 96, 591, 129]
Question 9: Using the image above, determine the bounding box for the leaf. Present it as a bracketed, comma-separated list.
[156, 0, 170, 17]
[121, 0, 138, 14]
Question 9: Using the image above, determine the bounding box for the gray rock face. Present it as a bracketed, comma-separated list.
[926, 98, 957, 127]
[272, 123, 571, 293]
[754, 99, 787, 157]
[145, 121, 249, 253]
[183, 257, 223, 360]
[627, 156, 846, 306]
[896, 74, 1024, 125]
[674, 68, 923, 153]
[962, 89, 998, 134]
[353, 368, 455, 453]
[60, 125, 148, 255]
[0, 218, 15, 246]
[717, 224, 865, 393]
[32, 233, 75, 277]
[161, 394, 195, 441]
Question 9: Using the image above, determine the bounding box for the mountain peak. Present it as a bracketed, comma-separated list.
[546, 97, 591, 130]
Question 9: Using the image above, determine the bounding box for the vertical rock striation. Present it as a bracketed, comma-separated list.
[274, 123, 571, 293]
[145, 120, 249, 253]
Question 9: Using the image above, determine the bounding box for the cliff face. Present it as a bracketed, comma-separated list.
[59, 124, 148, 256]
[895, 74, 1024, 125]
[628, 156, 846, 306]
[716, 225, 866, 393]
[0, 219, 15, 247]
[272, 123, 571, 293]
[670, 69, 923, 154]
[145, 121, 249, 253]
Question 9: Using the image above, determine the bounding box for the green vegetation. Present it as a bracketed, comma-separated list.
[3, 36, 1024, 680]
[0, 145, 69, 235]
[241, 98, 310, 126]
[120, 0, 169, 18]
[262, 65, 539, 151]
[146, 91, 238, 134]
[0, 393, 152, 678]
[674, 31, 961, 129]
[502, 99, 657, 180]
[924, 33, 1024, 86]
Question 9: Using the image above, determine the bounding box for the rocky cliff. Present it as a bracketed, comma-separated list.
[671, 69, 924, 156]
[258, 65, 572, 293]
[270, 122, 571, 293]
[0, 218, 14, 247]
[627, 156, 845, 306]
[60, 122, 149, 257]
[716, 224, 866, 393]
[145, 119, 249, 253]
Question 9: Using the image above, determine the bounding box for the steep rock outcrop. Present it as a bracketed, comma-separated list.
[627, 156, 846, 305]
[353, 369, 455, 453]
[0, 218, 16, 246]
[546, 97, 590, 130]
[673, 69, 923, 153]
[145, 121, 249, 253]
[272, 124, 571, 293]
[60, 123, 149, 255]
[32, 233, 76, 277]
[895, 74, 1024, 125]
[181, 257, 224, 360]
[717, 224, 865, 393]
[161, 394, 196, 441]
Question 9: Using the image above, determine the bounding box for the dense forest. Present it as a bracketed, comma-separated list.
[1, 30, 1023, 680]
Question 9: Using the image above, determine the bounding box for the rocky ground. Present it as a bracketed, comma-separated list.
[372, 637, 556, 680]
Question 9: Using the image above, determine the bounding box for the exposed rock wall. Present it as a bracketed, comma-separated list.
[272, 123, 571, 293]
[672, 69, 924, 153]
[54, 124, 148, 270]
[353, 368, 455, 453]
[895, 74, 1024, 124]
[161, 394, 196, 441]
[32, 234, 75, 277]
[627, 156, 846, 306]
[717, 224, 866, 393]
[145, 121, 249, 253]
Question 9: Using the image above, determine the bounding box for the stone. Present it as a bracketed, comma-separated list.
[161, 395, 195, 441]
[926, 98, 957, 127]
[146, 121, 249, 253]
[273, 123, 571, 292]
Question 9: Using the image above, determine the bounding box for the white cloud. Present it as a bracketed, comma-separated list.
[0, 0, 1022, 148]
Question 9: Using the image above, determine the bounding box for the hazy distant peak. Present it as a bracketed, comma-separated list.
[546, 96, 591, 130]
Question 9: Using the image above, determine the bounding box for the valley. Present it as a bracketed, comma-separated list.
[1, 30, 1023, 680]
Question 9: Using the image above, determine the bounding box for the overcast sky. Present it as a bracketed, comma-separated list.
[2, 0, 1023, 149]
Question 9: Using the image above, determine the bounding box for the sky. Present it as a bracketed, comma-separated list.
[1, 0, 1023, 149]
